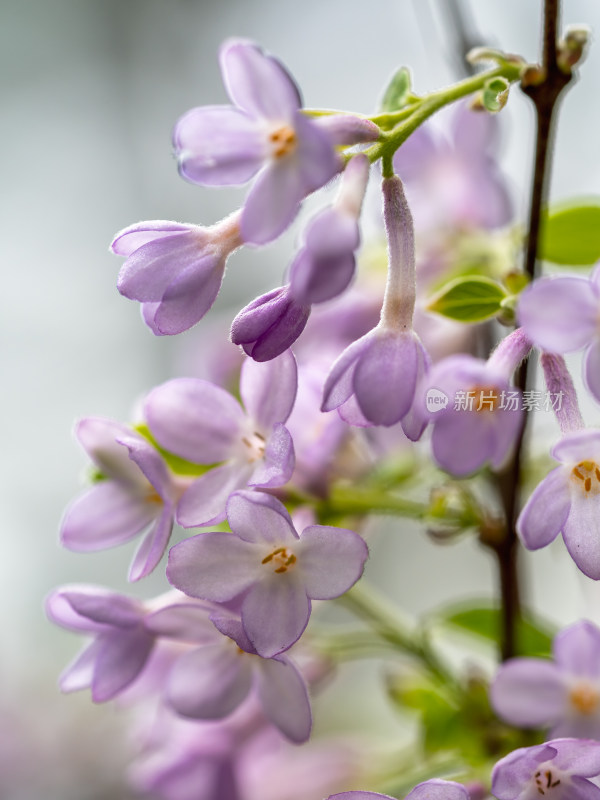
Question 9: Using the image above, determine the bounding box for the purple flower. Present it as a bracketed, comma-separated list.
[491, 620, 600, 739]
[153, 610, 312, 744]
[517, 428, 600, 579]
[46, 586, 157, 702]
[328, 779, 470, 800]
[321, 174, 430, 436]
[166, 490, 369, 658]
[422, 353, 524, 476]
[60, 418, 181, 581]
[492, 738, 600, 800]
[173, 39, 339, 245]
[288, 154, 370, 306]
[230, 286, 311, 362]
[518, 268, 600, 402]
[111, 216, 242, 336]
[145, 350, 297, 527]
[393, 101, 512, 232]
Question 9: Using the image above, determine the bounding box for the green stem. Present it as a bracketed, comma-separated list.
[338, 582, 454, 686]
[316, 485, 428, 520]
[365, 62, 522, 165]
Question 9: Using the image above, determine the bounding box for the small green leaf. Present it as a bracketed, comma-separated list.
[427, 276, 507, 323]
[482, 77, 510, 112]
[134, 423, 211, 477]
[436, 601, 555, 657]
[540, 199, 600, 265]
[380, 67, 412, 113]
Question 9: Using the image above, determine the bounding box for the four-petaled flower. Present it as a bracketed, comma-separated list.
[173, 38, 339, 245]
[166, 490, 369, 658]
[517, 429, 600, 579]
[491, 620, 600, 739]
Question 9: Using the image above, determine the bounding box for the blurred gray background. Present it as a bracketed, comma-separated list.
[2, 0, 600, 796]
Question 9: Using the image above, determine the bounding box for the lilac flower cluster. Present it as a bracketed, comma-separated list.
[48, 26, 600, 800]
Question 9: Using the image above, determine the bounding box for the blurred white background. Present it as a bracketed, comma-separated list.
[2, 0, 600, 796]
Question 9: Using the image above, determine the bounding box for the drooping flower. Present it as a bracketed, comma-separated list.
[46, 586, 158, 702]
[327, 778, 470, 800]
[421, 329, 531, 476]
[166, 490, 369, 658]
[517, 428, 600, 579]
[111, 215, 242, 336]
[230, 285, 311, 362]
[517, 267, 600, 402]
[173, 39, 339, 245]
[491, 620, 600, 739]
[155, 611, 312, 743]
[491, 738, 600, 800]
[144, 350, 297, 527]
[60, 418, 183, 581]
[322, 174, 430, 436]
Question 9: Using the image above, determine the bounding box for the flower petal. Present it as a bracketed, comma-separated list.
[491, 744, 558, 800]
[297, 525, 368, 599]
[242, 576, 310, 657]
[75, 417, 147, 487]
[241, 161, 304, 245]
[321, 334, 371, 412]
[240, 350, 298, 430]
[517, 466, 571, 550]
[562, 493, 600, 579]
[550, 737, 600, 775]
[431, 411, 495, 476]
[167, 531, 259, 601]
[145, 378, 244, 464]
[174, 105, 264, 185]
[176, 462, 249, 528]
[553, 430, 600, 465]
[584, 339, 600, 404]
[128, 504, 175, 582]
[151, 255, 226, 335]
[226, 490, 297, 545]
[353, 332, 418, 426]
[59, 640, 102, 693]
[518, 277, 599, 353]
[116, 432, 173, 500]
[220, 39, 301, 121]
[256, 655, 312, 743]
[166, 644, 252, 719]
[60, 482, 155, 552]
[247, 423, 295, 488]
[406, 780, 470, 800]
[553, 620, 600, 678]
[91, 627, 155, 702]
[111, 221, 192, 257]
[145, 604, 218, 644]
[58, 589, 143, 628]
[490, 658, 567, 727]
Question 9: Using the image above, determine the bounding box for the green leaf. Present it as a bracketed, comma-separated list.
[427, 276, 507, 323]
[540, 199, 600, 265]
[380, 67, 412, 112]
[436, 601, 555, 657]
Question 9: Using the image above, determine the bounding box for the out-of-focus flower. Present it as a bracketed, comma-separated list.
[491, 738, 600, 800]
[167, 490, 368, 658]
[518, 267, 600, 402]
[111, 215, 242, 336]
[328, 778, 470, 800]
[394, 101, 512, 233]
[174, 39, 338, 245]
[517, 428, 600, 579]
[422, 329, 531, 476]
[60, 418, 184, 581]
[145, 351, 297, 527]
[491, 620, 600, 738]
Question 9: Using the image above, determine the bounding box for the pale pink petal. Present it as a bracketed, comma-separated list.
[176, 463, 250, 528]
[226, 490, 297, 545]
[256, 656, 312, 743]
[241, 576, 310, 657]
[297, 526, 368, 599]
[240, 349, 298, 430]
[517, 466, 571, 550]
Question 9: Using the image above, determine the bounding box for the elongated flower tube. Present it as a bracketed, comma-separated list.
[111, 215, 243, 336]
[421, 328, 531, 476]
[492, 738, 600, 800]
[540, 354, 585, 435]
[321, 174, 430, 436]
[174, 39, 339, 245]
[491, 620, 600, 739]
